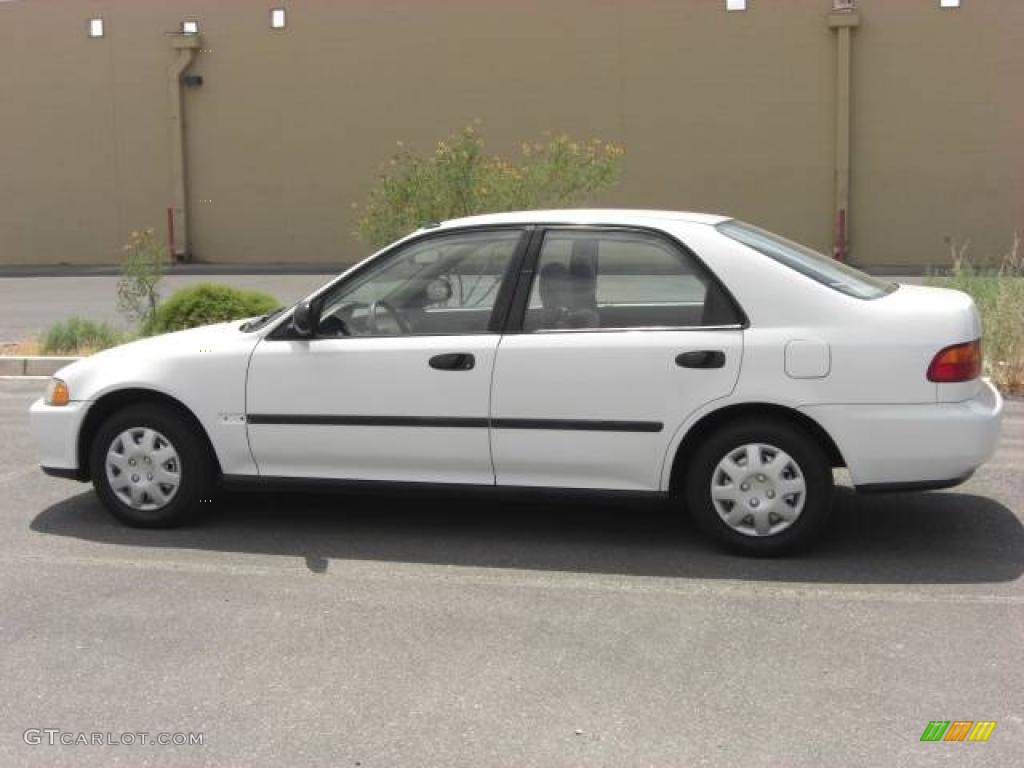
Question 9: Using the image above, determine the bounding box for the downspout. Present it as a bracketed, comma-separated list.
[168, 34, 200, 261]
[828, 5, 859, 262]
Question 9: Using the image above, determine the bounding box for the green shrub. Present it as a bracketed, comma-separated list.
[928, 234, 1024, 394]
[117, 228, 167, 327]
[356, 121, 625, 248]
[40, 317, 128, 355]
[146, 283, 279, 334]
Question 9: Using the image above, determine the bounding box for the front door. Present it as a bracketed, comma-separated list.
[246, 227, 528, 483]
[490, 227, 744, 491]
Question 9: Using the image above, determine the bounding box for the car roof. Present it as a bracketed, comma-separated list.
[436, 209, 731, 230]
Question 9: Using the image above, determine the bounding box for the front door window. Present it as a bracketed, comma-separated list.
[316, 229, 524, 337]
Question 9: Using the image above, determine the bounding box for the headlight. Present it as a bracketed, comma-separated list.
[44, 378, 70, 406]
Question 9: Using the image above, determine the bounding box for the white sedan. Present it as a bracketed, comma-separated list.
[30, 210, 1003, 555]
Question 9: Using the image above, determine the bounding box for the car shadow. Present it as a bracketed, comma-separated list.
[30, 485, 1023, 585]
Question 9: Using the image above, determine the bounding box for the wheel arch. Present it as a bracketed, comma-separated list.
[667, 402, 846, 493]
[77, 388, 222, 480]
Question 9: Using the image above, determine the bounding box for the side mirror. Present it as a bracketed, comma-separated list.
[292, 300, 315, 337]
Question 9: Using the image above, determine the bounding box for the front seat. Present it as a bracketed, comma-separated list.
[537, 262, 574, 329]
[566, 241, 601, 329]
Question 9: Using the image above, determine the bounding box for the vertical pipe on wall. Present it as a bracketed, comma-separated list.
[828, 7, 860, 262]
[166, 206, 176, 257]
[168, 35, 200, 261]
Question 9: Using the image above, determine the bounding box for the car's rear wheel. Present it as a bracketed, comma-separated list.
[685, 418, 833, 556]
[89, 404, 212, 527]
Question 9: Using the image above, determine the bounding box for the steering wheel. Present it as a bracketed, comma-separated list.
[367, 299, 411, 335]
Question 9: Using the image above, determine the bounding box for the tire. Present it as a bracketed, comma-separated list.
[89, 403, 213, 528]
[684, 418, 833, 556]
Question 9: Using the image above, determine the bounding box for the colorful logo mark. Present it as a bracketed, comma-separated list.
[920, 721, 996, 742]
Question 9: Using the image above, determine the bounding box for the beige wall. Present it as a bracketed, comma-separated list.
[0, 0, 1021, 268]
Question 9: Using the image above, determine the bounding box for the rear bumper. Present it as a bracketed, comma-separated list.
[30, 397, 90, 478]
[800, 380, 1003, 489]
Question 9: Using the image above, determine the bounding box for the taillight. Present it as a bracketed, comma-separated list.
[927, 339, 982, 383]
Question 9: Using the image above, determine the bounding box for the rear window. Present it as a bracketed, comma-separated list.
[717, 220, 896, 300]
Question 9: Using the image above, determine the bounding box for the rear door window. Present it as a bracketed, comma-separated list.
[523, 229, 742, 331]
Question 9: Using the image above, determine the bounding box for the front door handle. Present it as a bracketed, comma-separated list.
[676, 350, 726, 369]
[429, 353, 475, 371]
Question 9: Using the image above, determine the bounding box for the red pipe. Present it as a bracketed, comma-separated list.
[833, 208, 847, 262]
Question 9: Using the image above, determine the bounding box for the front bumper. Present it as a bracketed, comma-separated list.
[800, 380, 1004, 489]
[30, 397, 91, 479]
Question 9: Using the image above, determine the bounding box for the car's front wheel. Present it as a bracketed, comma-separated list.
[89, 403, 212, 527]
[685, 418, 833, 556]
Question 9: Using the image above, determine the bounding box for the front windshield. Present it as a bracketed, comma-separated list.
[717, 220, 896, 300]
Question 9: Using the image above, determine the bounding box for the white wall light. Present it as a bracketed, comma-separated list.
[271, 8, 286, 29]
[939, 0, 961, 7]
[182, 20, 199, 35]
[726, 0, 747, 10]
[87, 17, 104, 38]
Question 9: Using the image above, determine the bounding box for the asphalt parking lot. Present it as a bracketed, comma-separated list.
[0, 377, 1021, 767]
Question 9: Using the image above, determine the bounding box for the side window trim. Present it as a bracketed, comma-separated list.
[500, 225, 748, 334]
[529, 324, 745, 335]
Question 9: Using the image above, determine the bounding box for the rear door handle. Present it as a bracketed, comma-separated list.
[676, 350, 726, 369]
[429, 353, 475, 371]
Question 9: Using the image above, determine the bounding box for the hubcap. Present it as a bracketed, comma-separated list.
[105, 428, 181, 511]
[710, 443, 806, 537]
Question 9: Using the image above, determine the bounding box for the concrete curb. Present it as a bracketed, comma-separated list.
[0, 356, 80, 377]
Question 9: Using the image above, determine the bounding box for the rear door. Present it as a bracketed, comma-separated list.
[490, 227, 744, 491]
